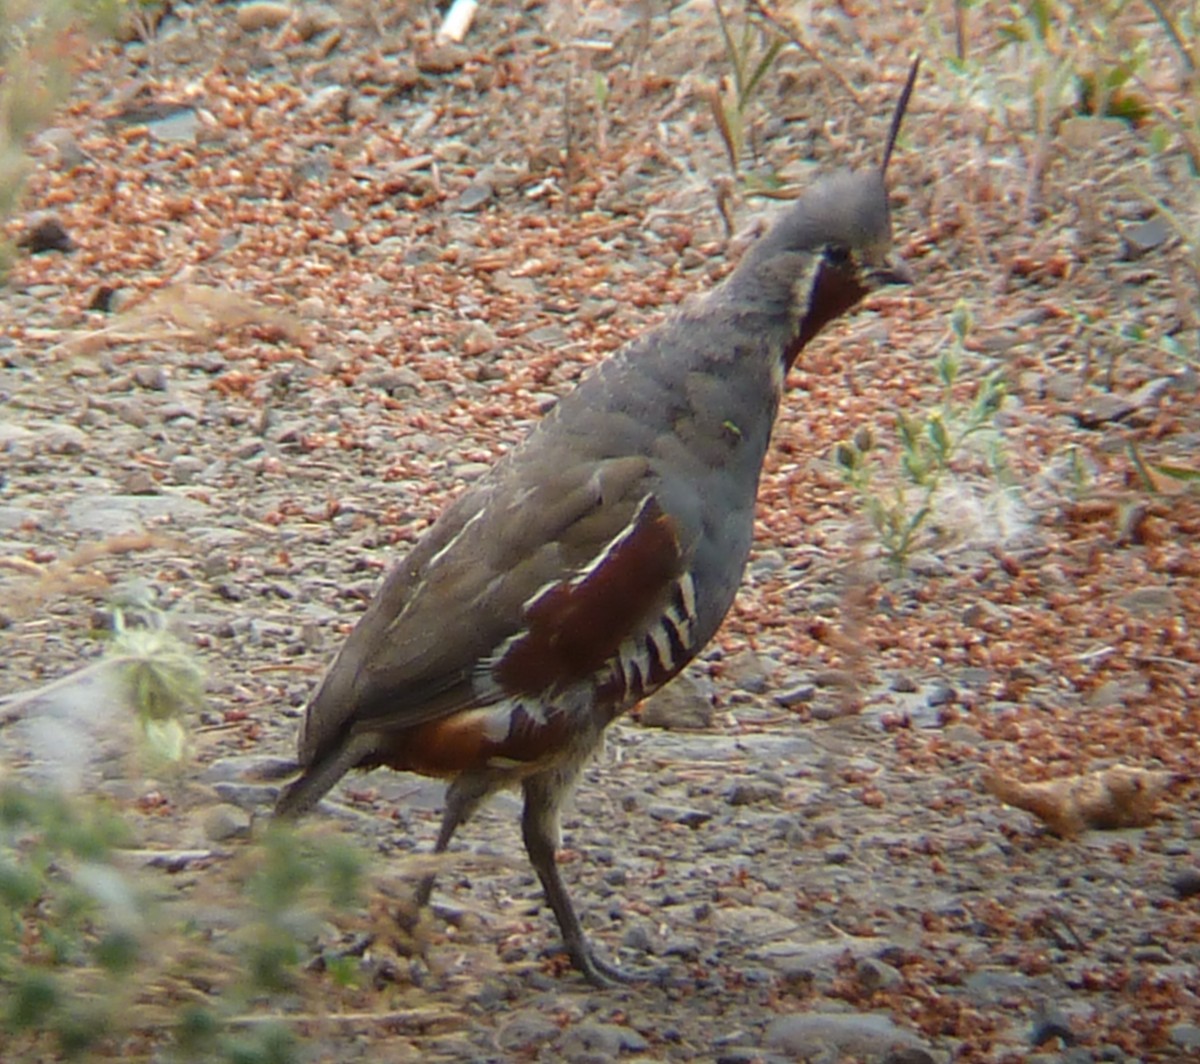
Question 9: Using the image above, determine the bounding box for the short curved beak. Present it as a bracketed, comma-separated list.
[868, 253, 914, 287]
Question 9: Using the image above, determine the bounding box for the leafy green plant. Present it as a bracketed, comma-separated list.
[0, 785, 139, 1059]
[242, 822, 367, 993]
[980, 0, 1200, 287]
[1001, 0, 1157, 120]
[836, 302, 1010, 572]
[0, 577, 366, 1057]
[0, 583, 206, 774]
[166, 823, 368, 1064]
[109, 586, 207, 767]
[995, 1, 1079, 118]
[0, 780, 372, 1061]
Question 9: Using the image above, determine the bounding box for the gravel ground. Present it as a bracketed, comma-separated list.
[2, 3, 1199, 1061]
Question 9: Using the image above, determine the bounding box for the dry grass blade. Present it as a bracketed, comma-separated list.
[747, 0, 863, 105]
[704, 80, 740, 173]
[1142, 0, 1196, 74]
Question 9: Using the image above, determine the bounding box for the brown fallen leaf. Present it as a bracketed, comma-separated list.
[982, 764, 1175, 837]
[50, 282, 311, 358]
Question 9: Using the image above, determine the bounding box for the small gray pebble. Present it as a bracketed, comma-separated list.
[203, 803, 252, 842]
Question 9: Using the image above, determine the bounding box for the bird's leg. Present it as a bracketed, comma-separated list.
[415, 773, 493, 907]
[521, 773, 639, 988]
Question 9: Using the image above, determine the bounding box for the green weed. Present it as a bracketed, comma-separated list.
[837, 302, 1012, 572]
[0, 781, 371, 1061]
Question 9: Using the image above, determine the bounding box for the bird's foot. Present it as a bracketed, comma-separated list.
[562, 943, 667, 989]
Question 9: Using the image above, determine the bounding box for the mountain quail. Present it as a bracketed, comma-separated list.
[276, 61, 919, 987]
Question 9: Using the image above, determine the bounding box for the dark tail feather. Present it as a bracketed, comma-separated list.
[273, 732, 380, 819]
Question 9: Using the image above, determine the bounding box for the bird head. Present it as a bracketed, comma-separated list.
[724, 60, 918, 370]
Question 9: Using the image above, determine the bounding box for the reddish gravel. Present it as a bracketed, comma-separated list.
[2, 2, 1198, 1061]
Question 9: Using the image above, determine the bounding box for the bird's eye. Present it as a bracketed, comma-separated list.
[824, 245, 853, 268]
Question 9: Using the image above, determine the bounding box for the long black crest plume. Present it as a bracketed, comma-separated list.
[881, 57, 920, 176]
